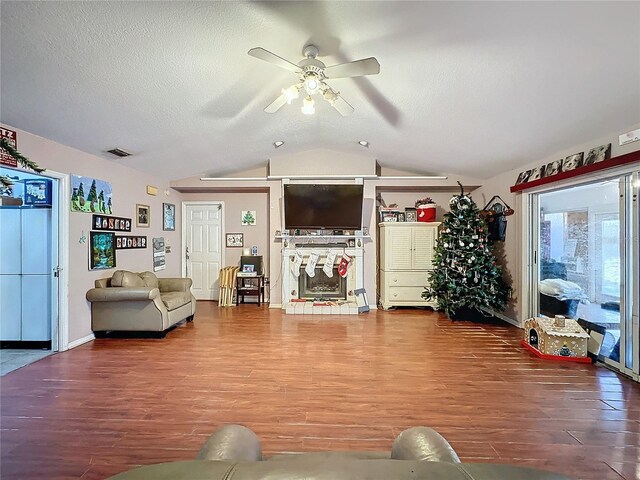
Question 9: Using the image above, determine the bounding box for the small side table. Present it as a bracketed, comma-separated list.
[236, 274, 265, 306]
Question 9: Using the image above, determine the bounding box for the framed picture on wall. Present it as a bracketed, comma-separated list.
[241, 210, 256, 226]
[584, 143, 611, 166]
[136, 204, 150, 227]
[89, 231, 116, 270]
[226, 233, 243, 247]
[562, 152, 584, 172]
[163, 203, 175, 231]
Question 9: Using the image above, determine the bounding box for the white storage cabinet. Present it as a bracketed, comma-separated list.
[378, 222, 440, 310]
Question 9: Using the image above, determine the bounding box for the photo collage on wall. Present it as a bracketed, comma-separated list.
[116, 236, 147, 250]
[86, 211, 147, 269]
[514, 143, 611, 186]
[92, 214, 131, 232]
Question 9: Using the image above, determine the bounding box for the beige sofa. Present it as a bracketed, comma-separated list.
[86, 270, 196, 337]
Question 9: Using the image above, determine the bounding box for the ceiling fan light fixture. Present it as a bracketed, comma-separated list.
[249, 44, 380, 116]
[358, 140, 370, 148]
[323, 89, 338, 104]
[301, 96, 315, 115]
[281, 85, 299, 104]
[273, 141, 285, 148]
[304, 73, 320, 94]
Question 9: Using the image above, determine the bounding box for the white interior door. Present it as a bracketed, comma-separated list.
[183, 202, 223, 300]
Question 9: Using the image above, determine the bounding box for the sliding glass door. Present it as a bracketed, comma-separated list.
[531, 173, 638, 379]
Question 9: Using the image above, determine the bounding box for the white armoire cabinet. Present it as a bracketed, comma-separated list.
[378, 222, 440, 310]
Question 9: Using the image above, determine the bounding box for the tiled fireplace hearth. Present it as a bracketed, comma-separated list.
[281, 236, 364, 315]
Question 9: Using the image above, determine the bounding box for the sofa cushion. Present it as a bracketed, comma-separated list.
[161, 292, 192, 311]
[111, 270, 145, 288]
[139, 271, 159, 288]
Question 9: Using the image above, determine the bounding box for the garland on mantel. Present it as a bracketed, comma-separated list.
[0, 137, 45, 190]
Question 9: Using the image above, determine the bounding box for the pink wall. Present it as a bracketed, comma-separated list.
[2, 124, 183, 344]
[181, 191, 270, 276]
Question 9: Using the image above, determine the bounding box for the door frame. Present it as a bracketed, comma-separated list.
[34, 169, 70, 352]
[631, 171, 640, 380]
[521, 166, 639, 381]
[181, 201, 225, 284]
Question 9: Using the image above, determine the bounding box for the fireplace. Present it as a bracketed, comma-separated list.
[298, 266, 346, 300]
[280, 238, 364, 314]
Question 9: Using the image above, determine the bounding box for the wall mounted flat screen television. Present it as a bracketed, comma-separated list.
[284, 184, 364, 230]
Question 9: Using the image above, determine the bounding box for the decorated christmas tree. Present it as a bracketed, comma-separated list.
[423, 183, 510, 318]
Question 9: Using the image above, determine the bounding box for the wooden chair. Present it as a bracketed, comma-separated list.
[218, 266, 240, 307]
[218, 267, 230, 307]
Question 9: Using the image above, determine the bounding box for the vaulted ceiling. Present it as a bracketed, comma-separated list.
[1, 1, 638, 181]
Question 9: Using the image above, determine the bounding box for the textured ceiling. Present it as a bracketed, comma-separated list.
[1, 1, 639, 181]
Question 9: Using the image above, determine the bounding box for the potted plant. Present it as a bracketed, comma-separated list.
[415, 197, 436, 222]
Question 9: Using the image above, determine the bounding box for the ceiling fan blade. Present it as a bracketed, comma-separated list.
[323, 57, 380, 79]
[248, 47, 301, 73]
[330, 94, 354, 116]
[264, 93, 288, 113]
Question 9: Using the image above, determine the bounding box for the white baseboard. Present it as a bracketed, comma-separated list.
[66, 333, 95, 350]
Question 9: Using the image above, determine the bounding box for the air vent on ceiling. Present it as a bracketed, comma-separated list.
[106, 148, 132, 158]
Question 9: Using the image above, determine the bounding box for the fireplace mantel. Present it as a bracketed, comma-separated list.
[275, 234, 371, 240]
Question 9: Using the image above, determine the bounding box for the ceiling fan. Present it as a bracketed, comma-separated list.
[248, 44, 380, 116]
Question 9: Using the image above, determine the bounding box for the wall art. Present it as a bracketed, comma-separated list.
[71, 175, 113, 214]
[584, 143, 611, 166]
[543, 160, 563, 178]
[241, 210, 256, 226]
[529, 165, 546, 182]
[116, 235, 147, 249]
[92, 214, 132, 232]
[89, 231, 116, 270]
[0, 127, 18, 167]
[226, 233, 243, 247]
[562, 152, 584, 172]
[163, 203, 175, 231]
[136, 204, 150, 227]
[515, 170, 533, 185]
[24, 179, 52, 205]
[153, 237, 165, 272]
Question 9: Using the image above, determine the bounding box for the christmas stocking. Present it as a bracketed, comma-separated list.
[323, 250, 338, 277]
[291, 249, 303, 278]
[305, 251, 319, 278]
[337, 254, 351, 278]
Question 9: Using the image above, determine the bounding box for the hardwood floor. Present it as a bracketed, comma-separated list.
[1, 303, 639, 480]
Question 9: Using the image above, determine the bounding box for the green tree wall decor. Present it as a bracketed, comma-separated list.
[241, 210, 256, 226]
[423, 182, 510, 318]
